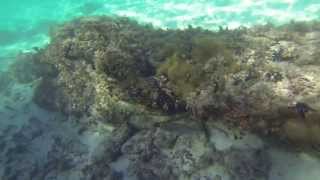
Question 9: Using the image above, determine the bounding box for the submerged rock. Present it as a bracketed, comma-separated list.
[10, 16, 320, 148]
[115, 118, 271, 180]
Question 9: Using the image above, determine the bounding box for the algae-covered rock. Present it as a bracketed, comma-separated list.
[11, 16, 320, 148]
[117, 118, 271, 180]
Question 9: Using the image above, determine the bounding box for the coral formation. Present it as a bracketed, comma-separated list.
[117, 118, 271, 180]
[10, 16, 320, 151]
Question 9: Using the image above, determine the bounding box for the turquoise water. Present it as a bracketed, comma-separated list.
[1, 0, 320, 61]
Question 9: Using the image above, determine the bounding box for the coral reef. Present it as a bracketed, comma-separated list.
[10, 16, 320, 150]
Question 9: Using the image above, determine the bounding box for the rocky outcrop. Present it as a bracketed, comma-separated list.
[10, 16, 320, 148]
[112, 118, 271, 180]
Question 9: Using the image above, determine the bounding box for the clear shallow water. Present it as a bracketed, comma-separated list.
[1, 0, 320, 60]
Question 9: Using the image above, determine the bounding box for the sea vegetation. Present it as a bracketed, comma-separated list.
[9, 16, 320, 149]
[157, 53, 199, 98]
[157, 33, 242, 106]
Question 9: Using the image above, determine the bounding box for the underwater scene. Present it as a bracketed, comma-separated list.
[1, 0, 320, 180]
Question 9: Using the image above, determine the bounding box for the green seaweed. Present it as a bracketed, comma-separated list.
[157, 34, 238, 99]
[158, 54, 202, 97]
[192, 35, 230, 61]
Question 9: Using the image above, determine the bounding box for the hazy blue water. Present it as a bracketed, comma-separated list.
[0, 0, 320, 67]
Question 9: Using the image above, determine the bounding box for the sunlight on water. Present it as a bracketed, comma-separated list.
[0, 0, 320, 58]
